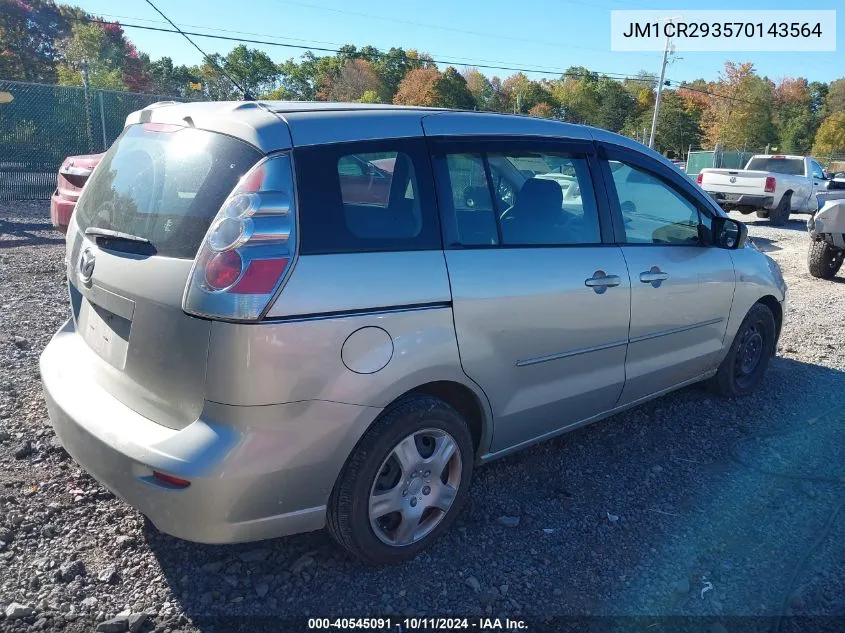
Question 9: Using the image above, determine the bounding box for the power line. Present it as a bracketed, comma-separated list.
[78, 17, 650, 81]
[141, 0, 251, 99]
[93, 12, 598, 74]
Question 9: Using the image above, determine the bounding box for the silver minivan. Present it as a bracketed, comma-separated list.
[40, 101, 787, 564]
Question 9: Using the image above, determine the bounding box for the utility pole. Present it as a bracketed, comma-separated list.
[648, 32, 671, 149]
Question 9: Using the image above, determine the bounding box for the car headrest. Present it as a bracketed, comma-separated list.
[517, 178, 562, 215]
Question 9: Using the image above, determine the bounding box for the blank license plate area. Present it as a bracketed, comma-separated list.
[77, 295, 132, 370]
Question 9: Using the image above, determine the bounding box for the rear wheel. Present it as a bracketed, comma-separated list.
[768, 192, 791, 226]
[327, 394, 473, 564]
[808, 240, 845, 279]
[709, 303, 776, 398]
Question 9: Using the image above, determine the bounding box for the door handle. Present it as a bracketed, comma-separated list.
[585, 270, 621, 294]
[639, 266, 669, 287]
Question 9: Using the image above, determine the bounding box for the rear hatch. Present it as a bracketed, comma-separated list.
[66, 123, 263, 429]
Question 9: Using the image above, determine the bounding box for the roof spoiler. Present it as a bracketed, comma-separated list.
[125, 101, 180, 127]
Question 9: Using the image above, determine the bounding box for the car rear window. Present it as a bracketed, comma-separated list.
[74, 124, 262, 258]
[745, 157, 804, 176]
[294, 139, 441, 255]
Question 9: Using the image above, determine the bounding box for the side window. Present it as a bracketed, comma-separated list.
[439, 149, 601, 247]
[810, 161, 825, 179]
[444, 154, 499, 246]
[608, 160, 701, 245]
[295, 141, 440, 254]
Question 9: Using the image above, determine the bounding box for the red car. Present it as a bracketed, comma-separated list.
[50, 153, 104, 233]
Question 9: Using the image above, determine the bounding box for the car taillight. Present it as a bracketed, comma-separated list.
[696, 173, 703, 185]
[183, 153, 296, 321]
[764, 176, 776, 193]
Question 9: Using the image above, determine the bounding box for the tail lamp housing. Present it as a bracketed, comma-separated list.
[183, 153, 296, 321]
[696, 173, 703, 185]
[764, 177, 776, 193]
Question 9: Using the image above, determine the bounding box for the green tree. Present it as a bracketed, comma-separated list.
[147, 56, 202, 98]
[434, 66, 476, 110]
[487, 76, 509, 113]
[550, 76, 599, 125]
[195, 54, 237, 100]
[223, 45, 279, 98]
[653, 91, 701, 155]
[463, 68, 493, 110]
[812, 113, 845, 155]
[704, 62, 776, 149]
[56, 22, 125, 89]
[595, 77, 634, 132]
[373, 47, 418, 102]
[0, 0, 79, 82]
[826, 78, 845, 115]
[809, 80, 829, 116]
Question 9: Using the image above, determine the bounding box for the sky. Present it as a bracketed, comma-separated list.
[70, 0, 843, 84]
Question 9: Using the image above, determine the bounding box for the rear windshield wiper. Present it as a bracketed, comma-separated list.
[84, 227, 151, 244]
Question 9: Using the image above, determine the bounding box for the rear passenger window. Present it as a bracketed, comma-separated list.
[445, 154, 498, 246]
[295, 140, 441, 254]
[437, 148, 601, 247]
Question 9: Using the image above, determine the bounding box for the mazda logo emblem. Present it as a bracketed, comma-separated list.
[79, 248, 96, 284]
[729, 176, 737, 183]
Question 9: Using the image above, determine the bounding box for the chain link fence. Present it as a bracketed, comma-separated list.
[0, 80, 181, 201]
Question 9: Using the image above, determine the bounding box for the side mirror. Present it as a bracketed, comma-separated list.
[713, 216, 747, 250]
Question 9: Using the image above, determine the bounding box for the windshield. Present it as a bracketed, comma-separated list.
[75, 124, 262, 258]
[745, 157, 804, 176]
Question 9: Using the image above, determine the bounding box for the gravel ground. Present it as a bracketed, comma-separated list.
[1, 202, 844, 633]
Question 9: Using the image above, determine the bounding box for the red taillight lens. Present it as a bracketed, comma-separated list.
[696, 173, 703, 185]
[764, 176, 776, 193]
[231, 258, 289, 294]
[241, 164, 266, 193]
[152, 471, 191, 489]
[183, 154, 296, 320]
[204, 250, 243, 290]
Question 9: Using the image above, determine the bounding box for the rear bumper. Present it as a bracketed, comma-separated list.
[706, 192, 773, 209]
[49, 193, 75, 233]
[40, 318, 382, 544]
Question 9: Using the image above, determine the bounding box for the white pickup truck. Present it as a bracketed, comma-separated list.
[697, 155, 829, 225]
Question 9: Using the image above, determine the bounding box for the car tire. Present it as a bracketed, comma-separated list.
[708, 303, 777, 398]
[808, 240, 844, 279]
[755, 209, 769, 219]
[768, 192, 791, 226]
[326, 394, 474, 564]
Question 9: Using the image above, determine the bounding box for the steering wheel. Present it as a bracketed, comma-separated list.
[499, 205, 516, 221]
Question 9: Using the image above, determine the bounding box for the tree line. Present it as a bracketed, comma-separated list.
[2, 0, 844, 156]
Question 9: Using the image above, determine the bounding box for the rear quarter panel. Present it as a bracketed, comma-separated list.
[204, 251, 493, 445]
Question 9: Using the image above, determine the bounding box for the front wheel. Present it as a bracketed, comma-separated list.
[327, 395, 474, 564]
[709, 303, 776, 398]
[808, 240, 844, 279]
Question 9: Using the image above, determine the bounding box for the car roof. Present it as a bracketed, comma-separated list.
[124, 100, 677, 171]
